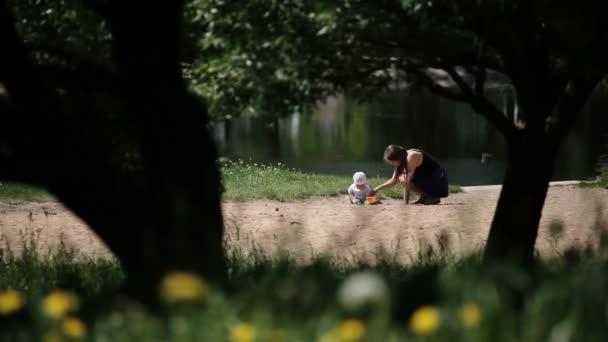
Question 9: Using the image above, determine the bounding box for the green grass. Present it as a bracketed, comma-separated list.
[2, 238, 608, 341]
[0, 161, 463, 203]
[579, 169, 608, 189]
[0, 182, 54, 203]
[221, 160, 462, 201]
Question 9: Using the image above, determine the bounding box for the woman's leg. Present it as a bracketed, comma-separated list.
[407, 182, 436, 204]
[402, 175, 441, 204]
[410, 167, 448, 204]
[399, 175, 425, 204]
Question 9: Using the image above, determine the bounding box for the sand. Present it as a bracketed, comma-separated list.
[0, 185, 606, 263]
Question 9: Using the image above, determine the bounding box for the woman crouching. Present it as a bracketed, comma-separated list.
[372, 145, 448, 205]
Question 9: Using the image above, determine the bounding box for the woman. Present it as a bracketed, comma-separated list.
[372, 145, 448, 205]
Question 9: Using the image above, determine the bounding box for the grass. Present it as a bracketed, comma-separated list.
[579, 169, 608, 189]
[221, 159, 462, 201]
[0, 182, 54, 203]
[2, 237, 608, 341]
[0, 160, 462, 203]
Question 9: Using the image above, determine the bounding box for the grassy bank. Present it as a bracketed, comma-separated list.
[579, 169, 608, 189]
[1, 241, 608, 341]
[0, 182, 54, 202]
[221, 160, 462, 201]
[0, 161, 462, 203]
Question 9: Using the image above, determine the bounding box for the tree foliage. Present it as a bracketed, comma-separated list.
[187, 0, 608, 119]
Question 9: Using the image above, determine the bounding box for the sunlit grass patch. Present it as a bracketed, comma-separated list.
[0, 182, 54, 203]
[579, 169, 608, 189]
[0, 161, 462, 203]
[220, 159, 463, 201]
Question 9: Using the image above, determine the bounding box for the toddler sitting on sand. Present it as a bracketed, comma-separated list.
[348, 171, 373, 205]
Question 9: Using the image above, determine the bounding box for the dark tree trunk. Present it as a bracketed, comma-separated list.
[482, 77, 599, 270]
[99, 2, 227, 299]
[483, 135, 555, 268]
[0, 1, 226, 303]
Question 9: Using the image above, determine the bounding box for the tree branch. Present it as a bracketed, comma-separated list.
[470, 95, 518, 143]
[441, 65, 518, 141]
[404, 65, 470, 102]
[549, 78, 601, 148]
[474, 66, 486, 96]
[442, 65, 474, 98]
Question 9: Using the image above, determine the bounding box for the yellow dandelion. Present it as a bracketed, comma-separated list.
[409, 305, 441, 336]
[336, 319, 366, 342]
[159, 271, 207, 304]
[459, 303, 482, 328]
[0, 289, 25, 315]
[43, 290, 80, 319]
[62, 316, 87, 339]
[230, 322, 256, 342]
[62, 317, 87, 338]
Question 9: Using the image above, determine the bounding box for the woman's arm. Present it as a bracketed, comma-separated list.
[403, 167, 416, 204]
[372, 170, 399, 194]
[403, 150, 422, 204]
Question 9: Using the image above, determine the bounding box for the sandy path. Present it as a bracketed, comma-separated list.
[0, 186, 606, 263]
[223, 186, 608, 263]
[0, 202, 111, 259]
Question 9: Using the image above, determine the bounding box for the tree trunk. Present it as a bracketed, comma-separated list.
[93, 1, 227, 300]
[483, 134, 556, 269]
[482, 75, 599, 270]
[0, 2, 227, 304]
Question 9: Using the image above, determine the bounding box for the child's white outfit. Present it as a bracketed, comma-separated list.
[349, 171, 373, 204]
[348, 183, 373, 200]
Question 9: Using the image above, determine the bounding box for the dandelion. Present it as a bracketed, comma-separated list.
[159, 271, 208, 304]
[338, 271, 389, 313]
[459, 303, 482, 328]
[0, 289, 24, 315]
[409, 305, 440, 336]
[336, 319, 366, 342]
[230, 322, 256, 342]
[63, 316, 87, 339]
[549, 319, 573, 342]
[43, 290, 80, 319]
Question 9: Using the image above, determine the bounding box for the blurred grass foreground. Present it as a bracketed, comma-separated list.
[1, 235, 608, 341]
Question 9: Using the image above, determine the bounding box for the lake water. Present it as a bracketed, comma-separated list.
[213, 88, 608, 186]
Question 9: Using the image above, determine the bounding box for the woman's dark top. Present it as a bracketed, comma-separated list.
[397, 149, 448, 198]
[414, 150, 442, 176]
[396, 150, 441, 176]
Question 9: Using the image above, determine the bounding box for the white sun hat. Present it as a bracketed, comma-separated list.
[353, 171, 367, 185]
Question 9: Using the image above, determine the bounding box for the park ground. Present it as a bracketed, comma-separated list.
[1, 185, 606, 262]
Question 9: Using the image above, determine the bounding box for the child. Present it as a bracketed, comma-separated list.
[348, 171, 373, 205]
